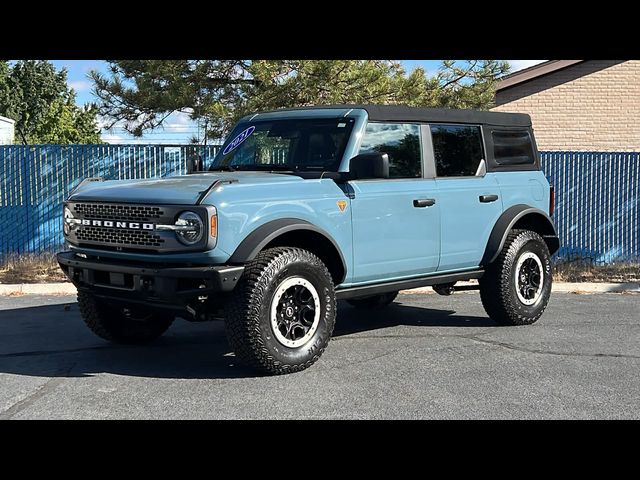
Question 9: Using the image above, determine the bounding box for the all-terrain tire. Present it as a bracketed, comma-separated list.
[225, 247, 336, 375]
[479, 229, 552, 326]
[77, 291, 174, 344]
[346, 291, 399, 309]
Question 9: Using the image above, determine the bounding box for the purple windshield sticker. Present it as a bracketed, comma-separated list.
[222, 126, 255, 155]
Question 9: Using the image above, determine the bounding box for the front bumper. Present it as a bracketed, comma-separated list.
[57, 251, 244, 305]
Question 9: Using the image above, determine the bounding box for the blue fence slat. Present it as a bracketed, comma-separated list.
[0, 145, 638, 264]
[540, 151, 640, 264]
[0, 144, 220, 259]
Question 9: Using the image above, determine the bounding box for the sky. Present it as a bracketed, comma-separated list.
[50, 60, 546, 145]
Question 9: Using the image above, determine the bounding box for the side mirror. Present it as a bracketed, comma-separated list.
[349, 152, 389, 180]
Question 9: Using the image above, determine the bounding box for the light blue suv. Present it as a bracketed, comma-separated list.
[58, 105, 559, 374]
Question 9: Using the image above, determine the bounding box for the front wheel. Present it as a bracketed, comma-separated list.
[225, 247, 337, 375]
[77, 291, 174, 343]
[479, 229, 552, 326]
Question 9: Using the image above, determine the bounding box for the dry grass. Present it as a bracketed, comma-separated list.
[553, 262, 640, 283]
[0, 253, 68, 284]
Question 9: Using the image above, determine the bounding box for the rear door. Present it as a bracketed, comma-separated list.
[349, 123, 440, 284]
[430, 124, 504, 271]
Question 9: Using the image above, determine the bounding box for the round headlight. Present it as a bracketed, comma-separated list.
[175, 211, 204, 245]
[63, 206, 73, 235]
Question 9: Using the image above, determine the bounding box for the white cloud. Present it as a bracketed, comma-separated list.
[101, 132, 192, 145]
[101, 133, 156, 145]
[508, 60, 547, 72]
[163, 111, 195, 130]
[101, 131, 150, 145]
[97, 116, 135, 131]
[100, 133, 127, 144]
[99, 110, 199, 144]
[68, 80, 92, 92]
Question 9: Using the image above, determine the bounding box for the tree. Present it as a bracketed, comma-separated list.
[433, 60, 510, 109]
[0, 60, 101, 144]
[91, 60, 509, 143]
[0, 62, 8, 83]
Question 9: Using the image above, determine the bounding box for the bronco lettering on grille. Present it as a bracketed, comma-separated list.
[79, 219, 155, 230]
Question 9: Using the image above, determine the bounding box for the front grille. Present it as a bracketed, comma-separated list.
[76, 226, 165, 247]
[65, 201, 214, 253]
[73, 203, 164, 222]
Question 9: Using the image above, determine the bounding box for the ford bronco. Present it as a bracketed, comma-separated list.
[58, 105, 559, 374]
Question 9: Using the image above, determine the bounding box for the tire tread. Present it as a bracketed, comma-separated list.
[480, 229, 552, 326]
[225, 247, 336, 375]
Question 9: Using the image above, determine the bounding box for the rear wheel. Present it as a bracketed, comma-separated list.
[479, 229, 552, 326]
[346, 291, 399, 309]
[77, 291, 174, 343]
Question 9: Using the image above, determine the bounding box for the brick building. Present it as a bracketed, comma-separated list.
[492, 60, 640, 151]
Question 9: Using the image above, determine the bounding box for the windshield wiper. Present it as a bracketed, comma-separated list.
[233, 164, 294, 171]
[208, 165, 238, 172]
[209, 164, 326, 173]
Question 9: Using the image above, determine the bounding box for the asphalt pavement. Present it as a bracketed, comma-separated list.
[0, 291, 638, 419]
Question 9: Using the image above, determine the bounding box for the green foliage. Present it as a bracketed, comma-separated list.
[32, 98, 102, 144]
[434, 60, 510, 109]
[91, 60, 250, 141]
[0, 60, 101, 144]
[374, 133, 422, 178]
[91, 60, 509, 142]
[0, 61, 8, 81]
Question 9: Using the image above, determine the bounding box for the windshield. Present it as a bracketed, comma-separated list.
[209, 117, 355, 172]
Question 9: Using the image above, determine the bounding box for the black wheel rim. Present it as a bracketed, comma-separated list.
[270, 277, 320, 347]
[515, 252, 544, 305]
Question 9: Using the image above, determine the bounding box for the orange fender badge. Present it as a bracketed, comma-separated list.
[337, 200, 347, 212]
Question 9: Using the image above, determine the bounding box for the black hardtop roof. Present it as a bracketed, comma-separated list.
[255, 104, 531, 127]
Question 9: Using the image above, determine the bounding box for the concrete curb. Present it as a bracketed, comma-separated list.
[543, 282, 640, 294]
[0, 280, 638, 296]
[0, 282, 78, 295]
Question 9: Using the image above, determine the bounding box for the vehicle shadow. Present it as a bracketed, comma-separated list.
[0, 298, 495, 380]
[334, 299, 495, 337]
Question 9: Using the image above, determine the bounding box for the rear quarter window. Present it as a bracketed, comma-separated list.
[492, 130, 536, 165]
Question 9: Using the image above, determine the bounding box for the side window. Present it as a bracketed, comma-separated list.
[492, 130, 535, 165]
[431, 124, 484, 177]
[359, 123, 421, 178]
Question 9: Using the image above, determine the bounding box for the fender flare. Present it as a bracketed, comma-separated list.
[228, 218, 348, 282]
[481, 204, 559, 266]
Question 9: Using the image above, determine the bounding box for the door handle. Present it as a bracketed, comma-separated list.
[413, 198, 436, 208]
[479, 194, 499, 203]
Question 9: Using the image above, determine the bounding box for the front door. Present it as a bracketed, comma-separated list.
[349, 122, 440, 284]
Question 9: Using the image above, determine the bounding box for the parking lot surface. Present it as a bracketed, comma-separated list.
[0, 292, 638, 419]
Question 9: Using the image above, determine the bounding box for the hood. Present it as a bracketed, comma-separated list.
[68, 172, 304, 205]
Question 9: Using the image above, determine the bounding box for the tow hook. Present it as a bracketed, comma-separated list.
[433, 282, 480, 295]
[433, 282, 456, 296]
[186, 303, 208, 322]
